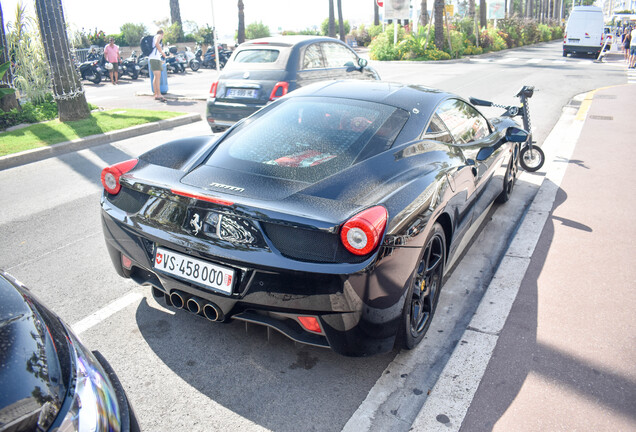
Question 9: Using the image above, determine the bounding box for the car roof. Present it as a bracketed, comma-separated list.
[287, 80, 452, 112]
[238, 35, 349, 49]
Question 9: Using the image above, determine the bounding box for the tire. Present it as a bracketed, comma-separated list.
[400, 222, 446, 350]
[563, 50, 567, 57]
[130, 71, 139, 80]
[520, 143, 545, 172]
[189, 60, 200, 71]
[496, 147, 518, 204]
[91, 73, 101, 84]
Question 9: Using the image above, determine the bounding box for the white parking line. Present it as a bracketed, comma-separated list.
[72, 291, 144, 335]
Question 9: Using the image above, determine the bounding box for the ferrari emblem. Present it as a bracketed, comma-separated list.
[190, 213, 203, 235]
[420, 280, 426, 292]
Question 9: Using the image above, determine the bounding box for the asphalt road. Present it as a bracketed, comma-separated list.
[1, 41, 627, 431]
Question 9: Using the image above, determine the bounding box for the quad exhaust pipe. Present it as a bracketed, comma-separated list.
[164, 290, 223, 322]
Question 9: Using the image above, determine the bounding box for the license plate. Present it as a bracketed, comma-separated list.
[226, 88, 258, 98]
[568, 39, 580, 43]
[154, 247, 234, 295]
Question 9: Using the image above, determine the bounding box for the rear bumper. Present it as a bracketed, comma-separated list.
[206, 99, 264, 131]
[101, 207, 414, 356]
[563, 44, 602, 55]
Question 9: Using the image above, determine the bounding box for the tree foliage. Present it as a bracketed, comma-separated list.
[120, 23, 148, 47]
[246, 21, 270, 40]
[6, 2, 50, 104]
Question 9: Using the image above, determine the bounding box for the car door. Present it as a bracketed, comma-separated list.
[296, 42, 335, 89]
[435, 99, 506, 225]
[320, 42, 377, 81]
[421, 112, 475, 260]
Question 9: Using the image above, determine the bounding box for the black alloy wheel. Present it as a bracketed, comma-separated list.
[402, 222, 446, 349]
[496, 146, 518, 203]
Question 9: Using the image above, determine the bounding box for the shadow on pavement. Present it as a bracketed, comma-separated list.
[134, 295, 394, 432]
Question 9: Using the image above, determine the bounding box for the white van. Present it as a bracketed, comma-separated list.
[563, 6, 606, 57]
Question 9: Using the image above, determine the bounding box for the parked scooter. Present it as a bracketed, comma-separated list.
[120, 55, 140, 80]
[165, 46, 185, 73]
[469, 86, 545, 172]
[194, 45, 218, 69]
[133, 52, 150, 77]
[179, 46, 200, 71]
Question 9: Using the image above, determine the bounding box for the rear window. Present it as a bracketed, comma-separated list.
[234, 49, 280, 63]
[205, 97, 408, 183]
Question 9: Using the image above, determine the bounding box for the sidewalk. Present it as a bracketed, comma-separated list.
[412, 84, 636, 430]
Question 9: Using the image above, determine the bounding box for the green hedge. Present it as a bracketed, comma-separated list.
[369, 18, 563, 61]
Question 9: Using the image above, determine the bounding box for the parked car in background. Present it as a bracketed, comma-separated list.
[100, 80, 528, 357]
[205, 35, 380, 132]
[0, 270, 138, 431]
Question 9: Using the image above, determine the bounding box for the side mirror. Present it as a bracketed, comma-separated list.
[358, 58, 368, 69]
[506, 126, 529, 143]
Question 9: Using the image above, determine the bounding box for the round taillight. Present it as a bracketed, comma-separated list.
[340, 206, 387, 256]
[101, 159, 138, 194]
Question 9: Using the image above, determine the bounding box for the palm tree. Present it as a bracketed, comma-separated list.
[34, 0, 89, 121]
[434, 0, 445, 50]
[337, 0, 345, 41]
[328, 0, 336, 38]
[480, 0, 487, 28]
[374, 0, 380, 26]
[0, 2, 19, 112]
[420, 0, 429, 26]
[169, 0, 182, 27]
[238, 0, 245, 44]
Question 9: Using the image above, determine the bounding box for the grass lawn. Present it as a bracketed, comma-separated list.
[0, 109, 185, 157]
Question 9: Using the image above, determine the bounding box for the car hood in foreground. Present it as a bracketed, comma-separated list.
[0, 274, 68, 430]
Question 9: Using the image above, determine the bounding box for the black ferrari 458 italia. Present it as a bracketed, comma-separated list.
[100, 80, 528, 356]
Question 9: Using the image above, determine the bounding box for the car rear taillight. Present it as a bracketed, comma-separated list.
[101, 159, 138, 195]
[210, 81, 218, 98]
[269, 81, 289, 100]
[340, 206, 387, 256]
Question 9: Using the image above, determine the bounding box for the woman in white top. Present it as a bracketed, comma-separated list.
[149, 29, 167, 102]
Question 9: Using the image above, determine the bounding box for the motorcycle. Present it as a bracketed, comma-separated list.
[469, 86, 545, 172]
[134, 52, 150, 77]
[179, 46, 200, 71]
[195, 46, 221, 69]
[77, 59, 102, 84]
[165, 46, 185, 74]
[120, 55, 140, 80]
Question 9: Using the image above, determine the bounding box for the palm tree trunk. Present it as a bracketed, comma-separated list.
[237, 0, 245, 44]
[0, 3, 19, 112]
[434, 0, 444, 50]
[337, 0, 345, 41]
[328, 0, 336, 38]
[480, 0, 487, 28]
[420, 0, 429, 26]
[35, 0, 89, 121]
[169, 0, 182, 26]
[374, 1, 380, 25]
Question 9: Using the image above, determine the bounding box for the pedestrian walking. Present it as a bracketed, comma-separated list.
[148, 29, 167, 102]
[630, 27, 636, 68]
[624, 28, 632, 62]
[103, 38, 121, 85]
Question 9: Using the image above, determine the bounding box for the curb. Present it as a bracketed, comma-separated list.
[0, 113, 202, 171]
[409, 91, 593, 431]
[135, 91, 207, 101]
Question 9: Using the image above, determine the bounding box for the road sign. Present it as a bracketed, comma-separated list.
[377, 0, 384, 7]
